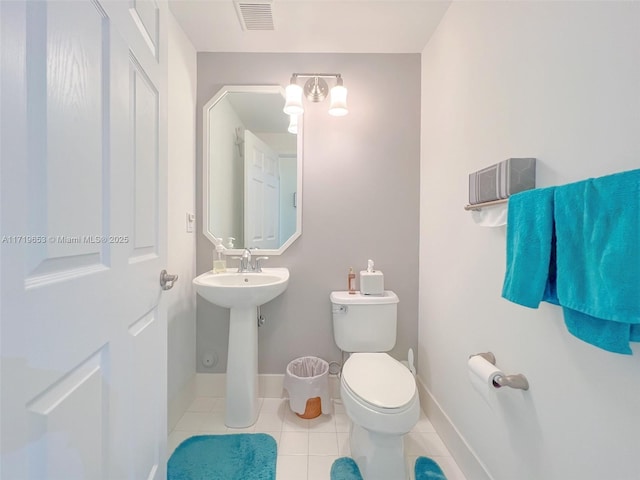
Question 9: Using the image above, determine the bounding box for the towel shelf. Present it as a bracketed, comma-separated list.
[464, 198, 508, 211]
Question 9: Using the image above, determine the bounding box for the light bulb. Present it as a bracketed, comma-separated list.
[287, 114, 298, 134]
[284, 83, 304, 115]
[329, 84, 348, 116]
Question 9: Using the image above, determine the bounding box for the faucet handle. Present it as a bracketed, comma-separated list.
[254, 256, 269, 272]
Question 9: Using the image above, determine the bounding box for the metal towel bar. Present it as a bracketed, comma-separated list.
[464, 198, 508, 211]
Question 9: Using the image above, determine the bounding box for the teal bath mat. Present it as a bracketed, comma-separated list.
[330, 456, 447, 480]
[415, 456, 447, 479]
[168, 433, 276, 480]
[330, 457, 363, 480]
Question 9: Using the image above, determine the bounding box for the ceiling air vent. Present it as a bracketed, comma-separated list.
[234, 1, 275, 31]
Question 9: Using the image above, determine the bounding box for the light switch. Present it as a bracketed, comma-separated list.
[186, 212, 195, 233]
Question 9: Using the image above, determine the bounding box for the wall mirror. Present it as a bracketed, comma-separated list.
[203, 85, 303, 255]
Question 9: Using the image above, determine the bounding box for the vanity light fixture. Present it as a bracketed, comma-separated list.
[283, 73, 349, 117]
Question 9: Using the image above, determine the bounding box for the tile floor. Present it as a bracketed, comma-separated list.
[168, 396, 467, 480]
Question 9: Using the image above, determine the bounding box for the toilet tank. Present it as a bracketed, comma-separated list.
[330, 291, 399, 352]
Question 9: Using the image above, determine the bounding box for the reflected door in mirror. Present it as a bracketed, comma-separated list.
[244, 130, 280, 249]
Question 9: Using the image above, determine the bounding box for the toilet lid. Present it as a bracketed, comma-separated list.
[342, 353, 415, 409]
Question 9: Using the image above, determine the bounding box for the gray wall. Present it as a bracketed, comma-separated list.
[419, 2, 640, 480]
[196, 53, 421, 374]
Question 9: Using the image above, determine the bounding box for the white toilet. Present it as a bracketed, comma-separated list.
[330, 291, 419, 480]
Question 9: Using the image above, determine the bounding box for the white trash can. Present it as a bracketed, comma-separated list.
[283, 356, 331, 419]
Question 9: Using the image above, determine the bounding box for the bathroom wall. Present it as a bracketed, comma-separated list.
[419, 2, 640, 480]
[196, 53, 421, 374]
[167, 14, 197, 429]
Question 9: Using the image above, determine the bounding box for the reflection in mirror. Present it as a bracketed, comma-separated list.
[203, 86, 303, 255]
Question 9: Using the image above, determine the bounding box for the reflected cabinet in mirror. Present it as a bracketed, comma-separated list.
[203, 86, 303, 255]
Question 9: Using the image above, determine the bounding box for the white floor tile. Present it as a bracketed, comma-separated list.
[308, 414, 335, 432]
[406, 455, 419, 480]
[200, 412, 229, 432]
[167, 430, 194, 459]
[255, 410, 285, 431]
[276, 455, 308, 480]
[334, 413, 351, 432]
[282, 408, 310, 431]
[433, 455, 467, 480]
[307, 455, 339, 480]
[169, 397, 467, 480]
[174, 412, 209, 431]
[279, 431, 309, 455]
[309, 432, 339, 456]
[187, 396, 217, 413]
[337, 432, 351, 457]
[211, 397, 226, 412]
[226, 424, 256, 433]
[269, 431, 283, 453]
[262, 398, 288, 413]
[411, 413, 436, 433]
[405, 431, 451, 456]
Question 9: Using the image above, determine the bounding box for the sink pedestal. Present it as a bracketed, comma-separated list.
[225, 306, 259, 428]
[192, 268, 290, 428]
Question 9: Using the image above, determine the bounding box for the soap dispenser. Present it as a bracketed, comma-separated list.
[348, 267, 356, 294]
[213, 238, 226, 273]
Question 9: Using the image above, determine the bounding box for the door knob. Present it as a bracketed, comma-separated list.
[160, 270, 178, 290]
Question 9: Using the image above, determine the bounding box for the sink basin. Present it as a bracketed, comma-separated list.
[193, 268, 289, 309]
[192, 267, 290, 428]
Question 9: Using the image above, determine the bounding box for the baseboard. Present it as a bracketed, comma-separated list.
[168, 374, 197, 431]
[416, 376, 494, 480]
[194, 373, 341, 399]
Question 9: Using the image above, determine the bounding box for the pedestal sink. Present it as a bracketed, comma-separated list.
[193, 268, 289, 427]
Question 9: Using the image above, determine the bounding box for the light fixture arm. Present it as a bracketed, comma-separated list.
[290, 73, 343, 80]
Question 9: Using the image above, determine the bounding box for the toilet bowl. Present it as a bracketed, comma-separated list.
[330, 291, 419, 480]
[340, 352, 420, 480]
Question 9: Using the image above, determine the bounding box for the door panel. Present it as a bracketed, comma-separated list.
[26, 348, 108, 480]
[129, 0, 159, 59]
[1, 1, 168, 478]
[128, 311, 163, 480]
[244, 130, 280, 249]
[131, 55, 159, 258]
[26, 0, 107, 283]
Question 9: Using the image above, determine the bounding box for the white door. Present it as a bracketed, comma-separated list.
[244, 130, 280, 249]
[0, 1, 169, 479]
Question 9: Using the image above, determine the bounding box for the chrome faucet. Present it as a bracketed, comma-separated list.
[238, 248, 253, 272]
[234, 248, 268, 272]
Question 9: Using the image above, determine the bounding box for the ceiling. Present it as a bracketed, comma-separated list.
[168, 0, 451, 53]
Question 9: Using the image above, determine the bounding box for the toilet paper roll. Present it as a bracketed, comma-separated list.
[468, 355, 504, 396]
[470, 203, 507, 227]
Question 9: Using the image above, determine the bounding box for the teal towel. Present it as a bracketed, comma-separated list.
[554, 169, 640, 354]
[502, 186, 557, 307]
[563, 308, 638, 354]
[502, 169, 640, 354]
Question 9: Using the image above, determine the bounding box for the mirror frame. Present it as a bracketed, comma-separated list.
[202, 85, 303, 255]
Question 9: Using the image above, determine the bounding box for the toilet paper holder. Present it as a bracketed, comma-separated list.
[469, 352, 530, 391]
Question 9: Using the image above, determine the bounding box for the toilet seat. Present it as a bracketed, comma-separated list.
[342, 353, 416, 412]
